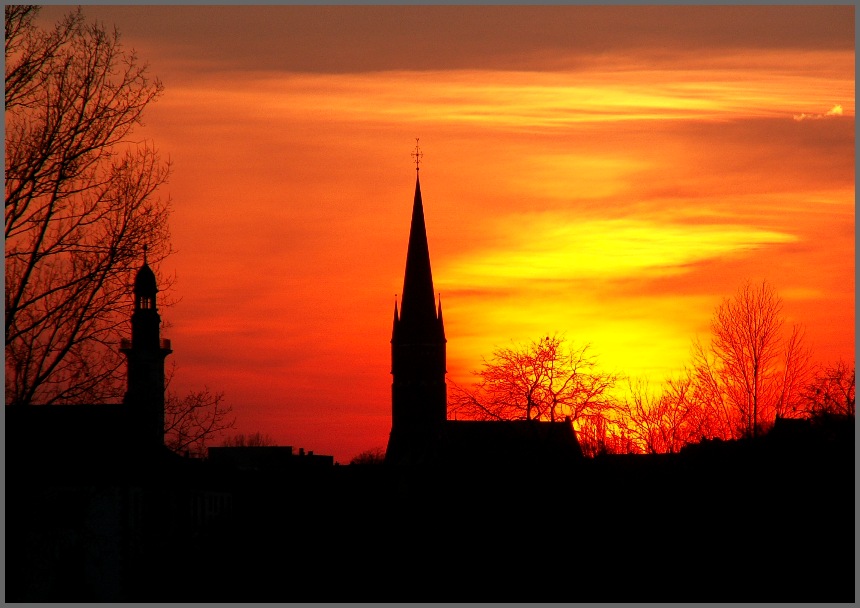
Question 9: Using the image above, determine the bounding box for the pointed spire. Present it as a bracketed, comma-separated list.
[393, 140, 445, 347]
[399, 172, 437, 331]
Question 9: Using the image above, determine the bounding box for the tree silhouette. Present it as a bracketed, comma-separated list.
[5, 6, 171, 407]
[349, 447, 386, 465]
[690, 280, 811, 439]
[221, 431, 277, 448]
[164, 385, 235, 457]
[450, 333, 618, 428]
[801, 359, 855, 418]
[614, 376, 704, 454]
[574, 415, 638, 457]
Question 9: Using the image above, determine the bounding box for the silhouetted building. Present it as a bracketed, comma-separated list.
[208, 445, 334, 471]
[384, 167, 583, 467]
[9, 256, 174, 466]
[7, 256, 191, 601]
[386, 171, 449, 464]
[437, 418, 582, 467]
[121, 252, 173, 446]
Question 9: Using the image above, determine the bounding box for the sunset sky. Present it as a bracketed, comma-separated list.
[36, 5, 855, 463]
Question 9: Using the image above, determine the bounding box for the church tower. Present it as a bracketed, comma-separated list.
[121, 250, 172, 447]
[386, 142, 447, 465]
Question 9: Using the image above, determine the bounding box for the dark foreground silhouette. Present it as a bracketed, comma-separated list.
[6, 414, 853, 602]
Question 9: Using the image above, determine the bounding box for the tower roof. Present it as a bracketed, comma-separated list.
[134, 262, 158, 296]
[398, 174, 439, 331]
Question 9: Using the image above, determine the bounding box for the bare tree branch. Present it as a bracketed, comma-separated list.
[689, 280, 812, 439]
[801, 359, 855, 418]
[449, 333, 619, 433]
[5, 6, 172, 406]
[164, 385, 236, 457]
[221, 432, 277, 448]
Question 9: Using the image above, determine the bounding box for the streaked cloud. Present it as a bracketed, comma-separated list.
[441, 215, 797, 286]
[161, 59, 853, 132]
[38, 6, 856, 75]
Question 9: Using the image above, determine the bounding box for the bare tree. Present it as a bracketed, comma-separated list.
[690, 280, 812, 439]
[164, 386, 235, 457]
[5, 6, 172, 407]
[221, 431, 277, 448]
[614, 377, 696, 454]
[662, 368, 728, 442]
[616, 372, 714, 454]
[574, 416, 638, 457]
[349, 447, 386, 465]
[450, 333, 618, 429]
[774, 325, 813, 419]
[801, 359, 855, 418]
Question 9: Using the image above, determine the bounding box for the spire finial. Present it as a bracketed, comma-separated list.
[411, 138, 423, 173]
[143, 243, 148, 265]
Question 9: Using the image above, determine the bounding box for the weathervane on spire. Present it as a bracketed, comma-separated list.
[411, 138, 423, 172]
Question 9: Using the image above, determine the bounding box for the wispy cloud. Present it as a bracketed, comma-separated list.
[794, 104, 845, 121]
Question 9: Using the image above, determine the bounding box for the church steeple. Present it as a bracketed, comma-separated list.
[397, 173, 443, 340]
[386, 142, 447, 465]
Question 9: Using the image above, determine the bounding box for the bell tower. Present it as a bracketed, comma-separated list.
[121, 249, 172, 447]
[386, 141, 447, 465]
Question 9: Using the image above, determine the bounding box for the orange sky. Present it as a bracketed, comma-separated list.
[36, 5, 855, 463]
